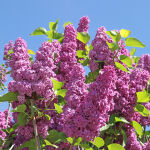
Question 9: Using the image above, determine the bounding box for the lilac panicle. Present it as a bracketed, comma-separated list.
[113, 68, 150, 122]
[125, 125, 142, 150]
[3, 40, 14, 61]
[77, 16, 90, 50]
[0, 66, 7, 85]
[61, 66, 117, 141]
[137, 54, 150, 73]
[0, 110, 12, 141]
[89, 27, 130, 72]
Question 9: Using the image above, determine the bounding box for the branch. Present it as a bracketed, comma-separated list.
[6, 102, 11, 127]
[30, 99, 41, 150]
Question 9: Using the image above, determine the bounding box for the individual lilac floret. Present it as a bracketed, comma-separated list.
[77, 16, 90, 50]
[137, 54, 150, 73]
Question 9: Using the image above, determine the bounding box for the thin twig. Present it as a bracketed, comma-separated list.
[6, 102, 11, 127]
[30, 99, 41, 150]
[9, 144, 15, 150]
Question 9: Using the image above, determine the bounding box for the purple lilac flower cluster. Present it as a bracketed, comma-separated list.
[3, 16, 150, 149]
[61, 66, 117, 141]
[8, 38, 32, 100]
[89, 27, 130, 72]
[3, 40, 14, 61]
[0, 66, 7, 85]
[58, 24, 89, 139]
[0, 110, 11, 141]
[77, 16, 90, 50]
[137, 54, 150, 72]
[32, 40, 61, 99]
[113, 68, 150, 121]
[5, 38, 61, 148]
[125, 125, 143, 150]
[125, 125, 150, 150]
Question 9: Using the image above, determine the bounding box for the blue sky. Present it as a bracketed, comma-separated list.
[0, 0, 150, 113]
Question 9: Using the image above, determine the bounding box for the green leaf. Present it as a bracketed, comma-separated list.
[89, 44, 93, 50]
[30, 27, 47, 36]
[115, 117, 129, 124]
[51, 78, 64, 91]
[133, 56, 140, 65]
[0, 92, 18, 102]
[125, 37, 145, 48]
[67, 137, 73, 144]
[85, 44, 93, 54]
[106, 31, 121, 42]
[47, 130, 67, 144]
[130, 48, 136, 56]
[106, 42, 118, 52]
[49, 19, 59, 31]
[57, 89, 67, 98]
[44, 139, 58, 148]
[58, 95, 66, 106]
[8, 49, 14, 55]
[54, 103, 63, 114]
[79, 58, 89, 66]
[77, 50, 86, 58]
[100, 124, 114, 132]
[120, 29, 131, 38]
[47, 30, 54, 39]
[136, 89, 149, 103]
[45, 114, 51, 120]
[7, 123, 19, 133]
[108, 143, 125, 150]
[80, 142, 93, 150]
[17, 112, 28, 126]
[77, 32, 90, 44]
[115, 62, 128, 72]
[28, 49, 35, 55]
[63, 21, 72, 28]
[131, 120, 143, 138]
[119, 55, 132, 68]
[58, 36, 64, 43]
[53, 32, 63, 39]
[17, 139, 36, 150]
[86, 69, 99, 83]
[74, 137, 82, 146]
[121, 130, 127, 147]
[12, 104, 27, 112]
[134, 104, 150, 117]
[90, 137, 104, 148]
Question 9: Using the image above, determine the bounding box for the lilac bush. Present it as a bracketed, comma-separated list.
[0, 16, 150, 150]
